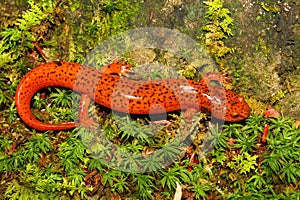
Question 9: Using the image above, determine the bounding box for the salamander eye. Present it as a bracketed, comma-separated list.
[208, 80, 222, 87]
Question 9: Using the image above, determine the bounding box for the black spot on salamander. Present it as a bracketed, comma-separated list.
[231, 101, 238, 105]
[110, 73, 120, 76]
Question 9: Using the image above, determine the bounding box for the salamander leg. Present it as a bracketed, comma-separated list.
[99, 59, 133, 76]
[77, 60, 133, 129]
[201, 72, 232, 86]
[78, 95, 98, 129]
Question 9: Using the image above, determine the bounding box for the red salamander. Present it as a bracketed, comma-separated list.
[15, 61, 250, 131]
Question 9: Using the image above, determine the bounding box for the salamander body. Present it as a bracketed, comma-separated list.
[15, 61, 250, 130]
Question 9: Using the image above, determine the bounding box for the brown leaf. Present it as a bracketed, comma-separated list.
[263, 105, 279, 118]
[293, 120, 300, 129]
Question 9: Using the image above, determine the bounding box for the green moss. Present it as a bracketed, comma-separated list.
[1, 0, 300, 199]
[201, 0, 234, 69]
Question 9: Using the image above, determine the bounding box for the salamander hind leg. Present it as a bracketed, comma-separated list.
[77, 94, 99, 130]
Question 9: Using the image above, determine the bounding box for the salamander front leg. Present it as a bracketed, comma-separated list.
[201, 72, 232, 87]
[100, 59, 133, 76]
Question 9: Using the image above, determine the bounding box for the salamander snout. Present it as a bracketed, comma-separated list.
[225, 95, 250, 122]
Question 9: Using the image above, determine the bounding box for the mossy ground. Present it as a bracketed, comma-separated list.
[0, 0, 299, 199]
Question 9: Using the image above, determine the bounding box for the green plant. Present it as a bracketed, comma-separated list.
[270, 89, 287, 104]
[246, 171, 268, 190]
[24, 133, 53, 163]
[267, 116, 294, 135]
[102, 116, 120, 140]
[190, 160, 208, 180]
[115, 148, 142, 172]
[83, 0, 140, 44]
[263, 151, 282, 177]
[118, 116, 153, 144]
[205, 123, 229, 150]
[4, 179, 59, 200]
[188, 181, 212, 199]
[227, 152, 258, 174]
[80, 129, 113, 161]
[1, 150, 26, 171]
[0, 73, 17, 107]
[2, 101, 18, 123]
[132, 174, 156, 199]
[4, 163, 92, 199]
[66, 167, 86, 188]
[0, 0, 53, 67]
[211, 149, 227, 165]
[222, 123, 243, 137]
[183, 159, 214, 199]
[45, 107, 74, 123]
[261, 116, 300, 185]
[244, 114, 265, 128]
[241, 119, 264, 138]
[0, 40, 16, 67]
[202, 0, 234, 67]
[232, 129, 257, 153]
[32, 93, 47, 109]
[49, 88, 73, 108]
[102, 169, 129, 194]
[58, 134, 88, 175]
[260, 2, 281, 13]
[280, 161, 300, 185]
[140, 153, 164, 172]
[31, 87, 74, 123]
[159, 163, 191, 190]
[4, 0, 300, 198]
[156, 138, 182, 164]
[0, 135, 13, 151]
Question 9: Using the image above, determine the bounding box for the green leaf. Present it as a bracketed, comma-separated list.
[227, 152, 258, 174]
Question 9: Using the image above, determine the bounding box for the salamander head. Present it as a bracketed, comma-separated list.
[225, 92, 250, 122]
[211, 91, 250, 122]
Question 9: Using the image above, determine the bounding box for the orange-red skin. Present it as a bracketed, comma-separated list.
[261, 123, 269, 143]
[15, 62, 251, 131]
